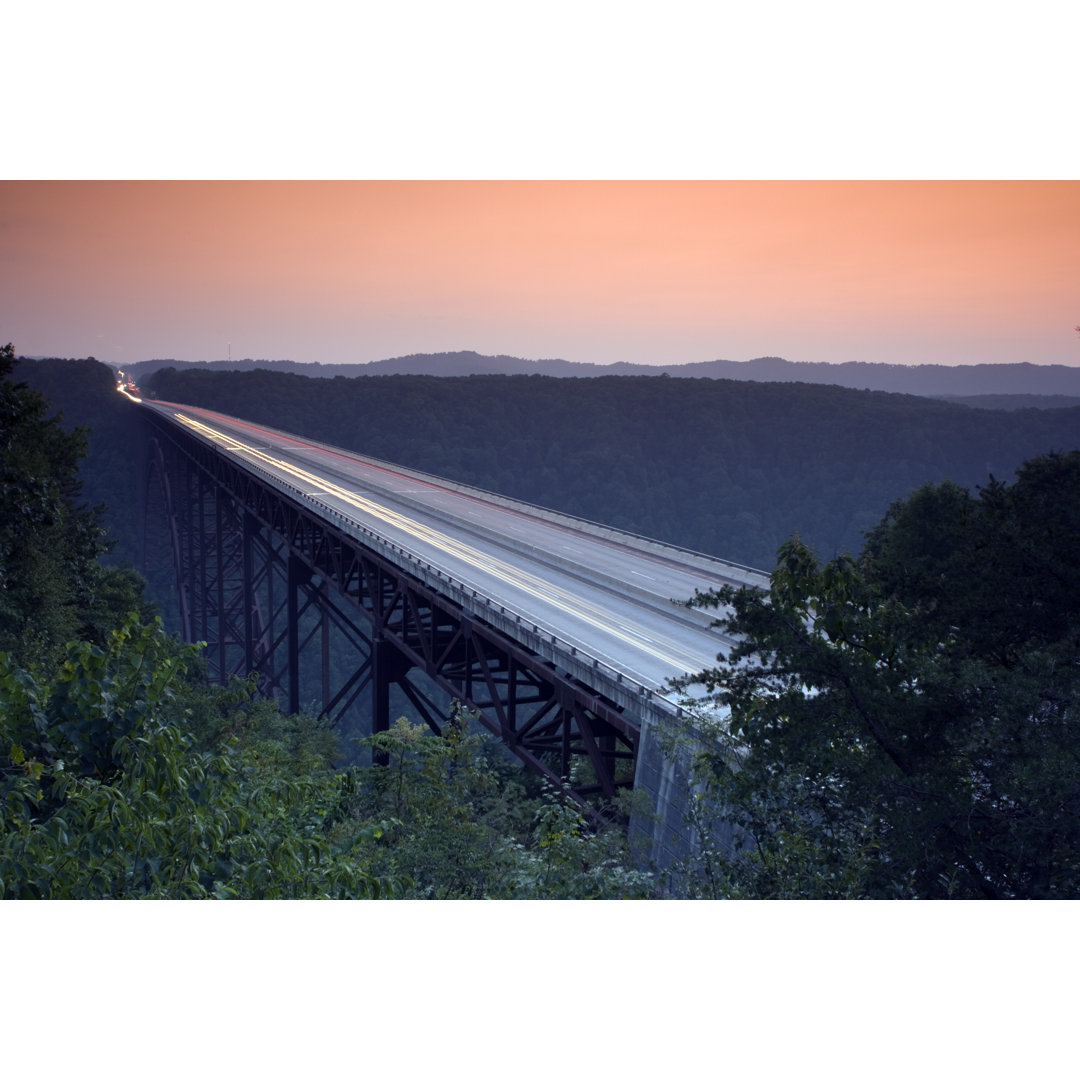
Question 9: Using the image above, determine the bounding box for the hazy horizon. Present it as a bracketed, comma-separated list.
[4, 181, 1079, 373]
[113, 351, 1080, 372]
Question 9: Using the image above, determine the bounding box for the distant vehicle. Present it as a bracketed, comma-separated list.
[116, 369, 140, 397]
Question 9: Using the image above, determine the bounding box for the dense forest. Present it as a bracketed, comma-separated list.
[12, 356, 147, 570]
[7, 350, 1080, 898]
[145, 365, 1080, 572]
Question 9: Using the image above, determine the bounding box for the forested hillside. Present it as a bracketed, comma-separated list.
[13, 356, 146, 569]
[146, 366, 1080, 571]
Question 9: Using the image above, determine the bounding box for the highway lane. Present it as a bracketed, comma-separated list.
[142, 399, 769, 695]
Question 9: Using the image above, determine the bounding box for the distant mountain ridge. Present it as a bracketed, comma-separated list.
[118, 351, 1080, 401]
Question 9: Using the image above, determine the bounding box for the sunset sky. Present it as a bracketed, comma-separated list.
[3, 180, 1078, 372]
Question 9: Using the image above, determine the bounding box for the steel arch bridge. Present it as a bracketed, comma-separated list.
[142, 407, 643, 814]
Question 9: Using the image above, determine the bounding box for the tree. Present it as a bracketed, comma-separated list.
[861, 453, 1080, 662]
[0, 616, 404, 899]
[1, 347, 403, 898]
[674, 454, 1080, 899]
[352, 709, 654, 899]
[0, 344, 145, 673]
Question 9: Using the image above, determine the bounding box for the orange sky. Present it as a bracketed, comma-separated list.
[2, 180, 1078, 369]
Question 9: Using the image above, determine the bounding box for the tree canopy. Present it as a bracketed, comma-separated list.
[676, 452, 1080, 898]
[1, 345, 151, 672]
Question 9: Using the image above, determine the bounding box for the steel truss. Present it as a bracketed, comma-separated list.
[143, 412, 639, 810]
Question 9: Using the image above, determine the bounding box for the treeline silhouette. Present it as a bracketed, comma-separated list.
[13, 357, 147, 569]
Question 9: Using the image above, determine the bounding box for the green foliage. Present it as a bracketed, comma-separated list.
[354, 712, 520, 897]
[0, 626, 651, 899]
[862, 453, 1080, 662]
[352, 707, 654, 899]
[0, 616, 404, 898]
[2, 344, 100, 670]
[674, 452, 1080, 899]
[1, 347, 152, 673]
[12, 354, 148, 570]
[498, 783, 656, 900]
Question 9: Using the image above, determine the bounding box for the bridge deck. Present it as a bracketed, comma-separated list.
[142, 399, 768, 705]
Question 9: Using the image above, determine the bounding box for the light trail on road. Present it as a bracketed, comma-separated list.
[153, 402, 769, 691]
[174, 412, 704, 673]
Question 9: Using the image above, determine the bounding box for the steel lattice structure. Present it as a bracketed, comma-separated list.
[143, 409, 640, 810]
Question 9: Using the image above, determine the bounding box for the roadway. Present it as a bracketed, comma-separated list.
[139, 398, 769, 699]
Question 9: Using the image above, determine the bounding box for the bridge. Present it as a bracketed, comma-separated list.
[136, 396, 769, 869]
